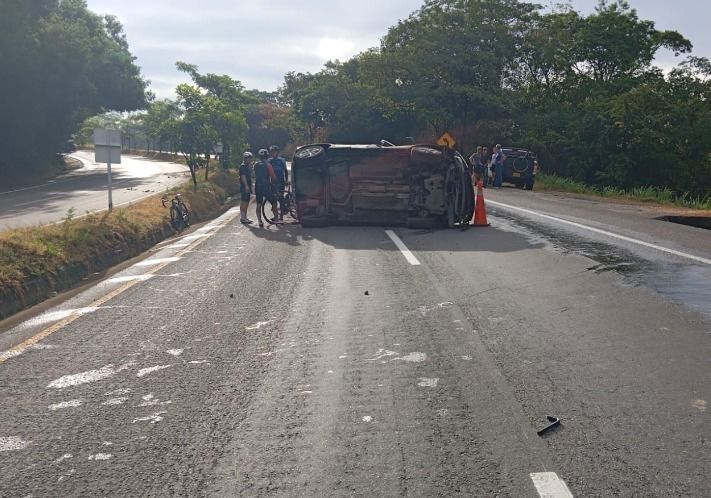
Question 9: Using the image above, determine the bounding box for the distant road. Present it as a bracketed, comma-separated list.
[0, 150, 190, 231]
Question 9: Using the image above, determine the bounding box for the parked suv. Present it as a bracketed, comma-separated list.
[501, 147, 537, 190]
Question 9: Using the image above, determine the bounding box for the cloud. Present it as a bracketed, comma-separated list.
[87, 0, 422, 97]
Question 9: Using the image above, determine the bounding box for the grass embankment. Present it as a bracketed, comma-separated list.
[0, 170, 240, 295]
[535, 173, 711, 210]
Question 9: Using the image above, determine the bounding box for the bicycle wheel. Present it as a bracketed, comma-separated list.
[287, 193, 298, 220]
[261, 198, 279, 225]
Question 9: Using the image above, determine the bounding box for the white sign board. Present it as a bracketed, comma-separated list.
[94, 129, 122, 164]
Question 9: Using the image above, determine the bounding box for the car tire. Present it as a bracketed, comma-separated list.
[525, 180, 534, 190]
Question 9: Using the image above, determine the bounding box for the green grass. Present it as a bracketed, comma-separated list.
[536, 173, 711, 210]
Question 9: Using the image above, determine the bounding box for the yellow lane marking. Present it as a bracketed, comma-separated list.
[0, 210, 240, 364]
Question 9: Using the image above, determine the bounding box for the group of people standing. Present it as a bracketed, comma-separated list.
[469, 144, 505, 188]
[239, 145, 288, 227]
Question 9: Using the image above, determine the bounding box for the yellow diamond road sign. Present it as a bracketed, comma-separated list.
[437, 132, 456, 148]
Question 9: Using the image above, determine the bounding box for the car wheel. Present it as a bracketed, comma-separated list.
[525, 180, 534, 190]
[294, 146, 324, 160]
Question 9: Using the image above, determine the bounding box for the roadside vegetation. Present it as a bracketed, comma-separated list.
[0, 170, 239, 292]
[536, 173, 711, 210]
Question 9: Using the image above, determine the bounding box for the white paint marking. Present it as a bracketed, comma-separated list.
[399, 352, 427, 363]
[88, 453, 112, 461]
[366, 349, 398, 361]
[57, 469, 76, 482]
[49, 399, 84, 411]
[245, 320, 274, 331]
[188, 360, 209, 365]
[106, 274, 153, 284]
[136, 365, 172, 378]
[0, 436, 29, 451]
[362, 416, 373, 423]
[461, 355, 473, 361]
[54, 453, 73, 463]
[183, 233, 211, 241]
[327, 370, 334, 374]
[134, 257, 181, 267]
[385, 230, 421, 266]
[16, 307, 99, 330]
[48, 362, 133, 389]
[338, 355, 348, 359]
[166, 349, 184, 357]
[417, 377, 439, 388]
[132, 411, 167, 424]
[105, 388, 130, 396]
[692, 399, 707, 412]
[103, 441, 113, 446]
[530, 472, 574, 498]
[488, 199, 711, 266]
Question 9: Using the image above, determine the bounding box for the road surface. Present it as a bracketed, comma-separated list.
[0, 150, 190, 231]
[0, 188, 709, 497]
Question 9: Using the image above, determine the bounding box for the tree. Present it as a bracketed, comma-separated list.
[0, 0, 148, 183]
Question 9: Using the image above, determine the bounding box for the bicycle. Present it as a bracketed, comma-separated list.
[261, 183, 298, 225]
[162, 193, 190, 231]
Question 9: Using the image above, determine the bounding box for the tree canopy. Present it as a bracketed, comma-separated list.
[0, 0, 148, 182]
[280, 0, 709, 195]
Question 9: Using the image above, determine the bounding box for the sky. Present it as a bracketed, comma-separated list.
[85, 0, 711, 99]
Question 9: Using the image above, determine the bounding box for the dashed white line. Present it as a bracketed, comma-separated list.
[385, 230, 421, 266]
[530, 472, 574, 498]
[488, 200, 711, 266]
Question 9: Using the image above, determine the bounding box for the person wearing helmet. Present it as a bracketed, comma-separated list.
[254, 148, 279, 227]
[268, 145, 288, 221]
[239, 151, 255, 224]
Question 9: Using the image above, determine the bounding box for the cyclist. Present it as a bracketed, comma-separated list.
[254, 148, 279, 227]
[268, 145, 289, 221]
[239, 151, 254, 224]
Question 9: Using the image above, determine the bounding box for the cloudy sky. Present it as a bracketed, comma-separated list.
[85, 0, 710, 98]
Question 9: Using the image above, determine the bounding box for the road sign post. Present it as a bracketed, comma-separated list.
[93, 129, 122, 212]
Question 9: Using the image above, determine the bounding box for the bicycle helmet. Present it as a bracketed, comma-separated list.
[258, 148, 269, 158]
[243, 151, 253, 159]
[268, 145, 280, 153]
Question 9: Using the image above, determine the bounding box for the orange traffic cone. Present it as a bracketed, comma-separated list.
[472, 180, 490, 227]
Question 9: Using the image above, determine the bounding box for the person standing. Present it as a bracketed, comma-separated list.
[268, 145, 288, 221]
[254, 148, 279, 227]
[468, 146, 484, 185]
[239, 151, 254, 224]
[492, 144, 505, 188]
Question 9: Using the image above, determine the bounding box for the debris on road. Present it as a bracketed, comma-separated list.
[537, 415, 561, 436]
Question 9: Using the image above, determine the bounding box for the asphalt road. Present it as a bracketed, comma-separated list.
[0, 189, 709, 497]
[0, 150, 190, 230]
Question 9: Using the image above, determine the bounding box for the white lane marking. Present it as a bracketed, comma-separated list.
[166, 349, 184, 356]
[136, 365, 172, 378]
[398, 352, 427, 363]
[105, 388, 130, 396]
[49, 399, 84, 411]
[385, 230, 421, 266]
[365, 349, 398, 361]
[14, 307, 99, 331]
[488, 200, 711, 266]
[47, 363, 133, 389]
[134, 257, 181, 267]
[530, 472, 574, 498]
[0, 436, 29, 451]
[188, 360, 208, 364]
[245, 320, 274, 331]
[417, 377, 439, 387]
[54, 453, 73, 463]
[106, 275, 154, 284]
[362, 416, 373, 423]
[461, 355, 473, 361]
[88, 453, 112, 461]
[132, 411, 167, 424]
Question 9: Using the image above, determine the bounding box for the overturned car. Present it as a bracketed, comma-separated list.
[291, 143, 474, 228]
